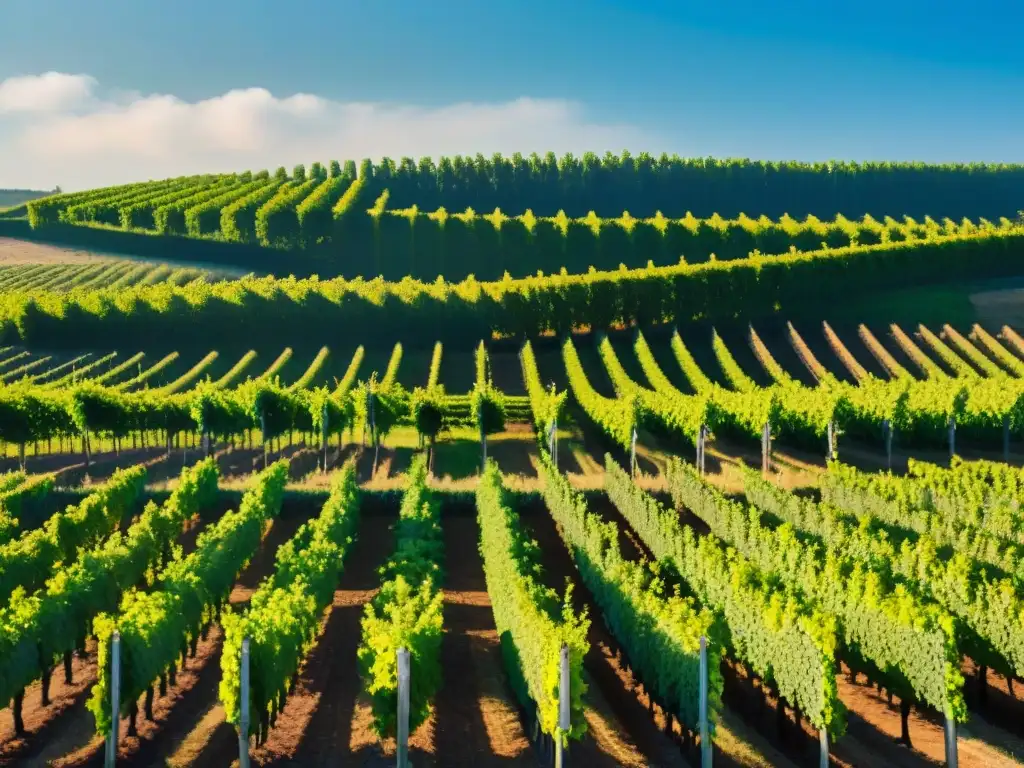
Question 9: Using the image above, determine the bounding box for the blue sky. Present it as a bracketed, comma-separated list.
[1, 0, 1022, 188]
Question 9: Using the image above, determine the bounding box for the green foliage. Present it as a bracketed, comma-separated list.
[602, 455, 844, 734]
[88, 461, 288, 735]
[185, 179, 269, 237]
[4, 230, 1024, 351]
[562, 336, 636, 447]
[357, 455, 444, 739]
[0, 459, 217, 707]
[520, 340, 566, 436]
[221, 461, 360, 729]
[472, 342, 506, 436]
[538, 449, 727, 734]
[255, 179, 319, 249]
[411, 386, 446, 442]
[665, 457, 966, 721]
[477, 461, 589, 741]
[0, 473, 54, 544]
[0, 464, 147, 605]
[745, 466, 1024, 680]
[220, 181, 286, 243]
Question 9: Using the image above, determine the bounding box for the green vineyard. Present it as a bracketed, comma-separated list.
[2, 148, 1024, 768]
[3, 156, 1021, 283]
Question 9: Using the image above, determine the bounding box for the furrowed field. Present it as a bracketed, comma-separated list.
[1, 154, 1024, 767]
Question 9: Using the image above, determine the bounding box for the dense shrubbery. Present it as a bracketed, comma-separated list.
[2, 229, 1021, 350]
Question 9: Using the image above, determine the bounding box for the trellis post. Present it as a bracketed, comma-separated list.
[944, 715, 958, 768]
[397, 647, 411, 768]
[699, 635, 711, 767]
[556, 644, 570, 768]
[238, 638, 251, 768]
[761, 421, 771, 477]
[104, 631, 121, 768]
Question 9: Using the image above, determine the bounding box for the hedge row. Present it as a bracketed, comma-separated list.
[337, 206, 1015, 281]
[0, 230, 1020, 349]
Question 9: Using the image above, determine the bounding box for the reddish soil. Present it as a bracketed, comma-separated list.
[0, 647, 97, 767]
[251, 514, 394, 766]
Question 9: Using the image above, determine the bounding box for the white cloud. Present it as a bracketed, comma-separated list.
[0, 72, 97, 114]
[0, 74, 655, 191]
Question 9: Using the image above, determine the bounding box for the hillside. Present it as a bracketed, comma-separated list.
[0, 188, 55, 209]
[13, 155, 1024, 281]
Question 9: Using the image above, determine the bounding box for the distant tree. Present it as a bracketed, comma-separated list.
[293, 164, 307, 182]
[310, 161, 326, 181]
[54, 186, 62, 194]
[240, 170, 252, 182]
[274, 166, 288, 182]
[255, 169, 270, 180]
[343, 160, 357, 179]
[329, 160, 342, 178]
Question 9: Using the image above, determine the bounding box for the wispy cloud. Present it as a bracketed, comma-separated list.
[0, 74, 655, 190]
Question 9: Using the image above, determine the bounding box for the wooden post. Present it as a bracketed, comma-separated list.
[948, 416, 956, 461]
[556, 644, 570, 768]
[945, 715, 958, 768]
[827, 420, 836, 462]
[104, 631, 121, 768]
[397, 647, 411, 768]
[699, 635, 711, 767]
[239, 638, 251, 768]
[883, 419, 893, 469]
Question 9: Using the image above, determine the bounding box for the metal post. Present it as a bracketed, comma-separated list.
[239, 638, 251, 768]
[883, 418, 893, 470]
[556, 645, 570, 768]
[944, 715, 958, 768]
[397, 647, 411, 768]
[699, 635, 711, 767]
[104, 631, 121, 768]
[819, 727, 829, 768]
[321, 404, 329, 472]
[827, 420, 836, 462]
[1004, 414, 1011, 461]
[630, 426, 638, 478]
[761, 422, 771, 477]
[948, 416, 956, 461]
[549, 417, 558, 466]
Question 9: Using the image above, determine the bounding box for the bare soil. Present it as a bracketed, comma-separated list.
[0, 239, 125, 266]
[251, 514, 393, 766]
